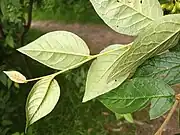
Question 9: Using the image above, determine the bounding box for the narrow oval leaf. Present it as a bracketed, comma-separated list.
[115, 113, 134, 123]
[108, 14, 180, 83]
[90, 0, 163, 36]
[26, 76, 60, 130]
[18, 31, 90, 70]
[99, 77, 175, 119]
[124, 113, 134, 123]
[135, 52, 180, 85]
[3, 71, 26, 83]
[83, 44, 130, 102]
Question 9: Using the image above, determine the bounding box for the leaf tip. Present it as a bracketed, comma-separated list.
[17, 48, 22, 53]
[82, 97, 88, 103]
[82, 95, 92, 103]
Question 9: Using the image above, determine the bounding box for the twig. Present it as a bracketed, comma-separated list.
[154, 97, 179, 135]
[20, 0, 34, 46]
[19, 0, 34, 78]
[0, 23, 5, 39]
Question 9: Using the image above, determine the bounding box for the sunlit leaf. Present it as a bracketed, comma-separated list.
[115, 113, 134, 123]
[0, 72, 7, 86]
[25, 76, 60, 131]
[90, 0, 163, 36]
[108, 14, 180, 83]
[5, 34, 14, 48]
[3, 71, 26, 83]
[18, 31, 90, 70]
[124, 113, 134, 123]
[83, 44, 130, 102]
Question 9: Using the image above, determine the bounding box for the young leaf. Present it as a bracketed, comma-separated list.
[3, 71, 26, 83]
[124, 113, 134, 123]
[135, 52, 180, 85]
[18, 31, 90, 70]
[108, 14, 180, 83]
[115, 113, 134, 123]
[83, 44, 130, 102]
[99, 77, 175, 119]
[90, 0, 163, 36]
[115, 113, 124, 120]
[25, 76, 60, 131]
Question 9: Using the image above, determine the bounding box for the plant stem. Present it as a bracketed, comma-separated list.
[26, 45, 130, 82]
[21, 0, 34, 46]
[26, 56, 95, 82]
[154, 99, 179, 135]
[0, 24, 5, 39]
[19, 0, 34, 78]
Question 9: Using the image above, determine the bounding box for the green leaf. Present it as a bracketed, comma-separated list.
[1, 120, 13, 126]
[99, 77, 175, 119]
[25, 76, 60, 131]
[11, 0, 21, 7]
[158, 0, 168, 4]
[0, 0, 7, 16]
[7, 79, 12, 89]
[0, 72, 7, 86]
[150, 96, 173, 119]
[18, 31, 90, 70]
[108, 14, 180, 83]
[115, 113, 134, 123]
[12, 133, 20, 135]
[124, 113, 134, 123]
[83, 44, 130, 102]
[135, 52, 180, 85]
[3, 71, 27, 84]
[90, 0, 163, 36]
[115, 113, 124, 119]
[5, 34, 14, 48]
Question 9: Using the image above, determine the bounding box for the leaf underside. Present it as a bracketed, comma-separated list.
[18, 31, 90, 70]
[83, 44, 130, 102]
[3, 71, 26, 83]
[90, 0, 163, 36]
[26, 76, 60, 131]
[108, 14, 180, 83]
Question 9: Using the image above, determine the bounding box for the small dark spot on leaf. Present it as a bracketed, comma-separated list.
[115, 80, 117, 82]
[117, 25, 119, 28]
[140, 0, 142, 4]
[117, 0, 119, 2]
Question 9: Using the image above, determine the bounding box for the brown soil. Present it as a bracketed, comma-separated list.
[31, 21, 134, 54]
[31, 21, 180, 135]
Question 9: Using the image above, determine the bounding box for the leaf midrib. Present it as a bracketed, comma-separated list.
[109, 22, 180, 80]
[121, 1, 154, 21]
[87, 45, 130, 88]
[101, 95, 174, 100]
[27, 77, 53, 126]
[18, 49, 89, 57]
